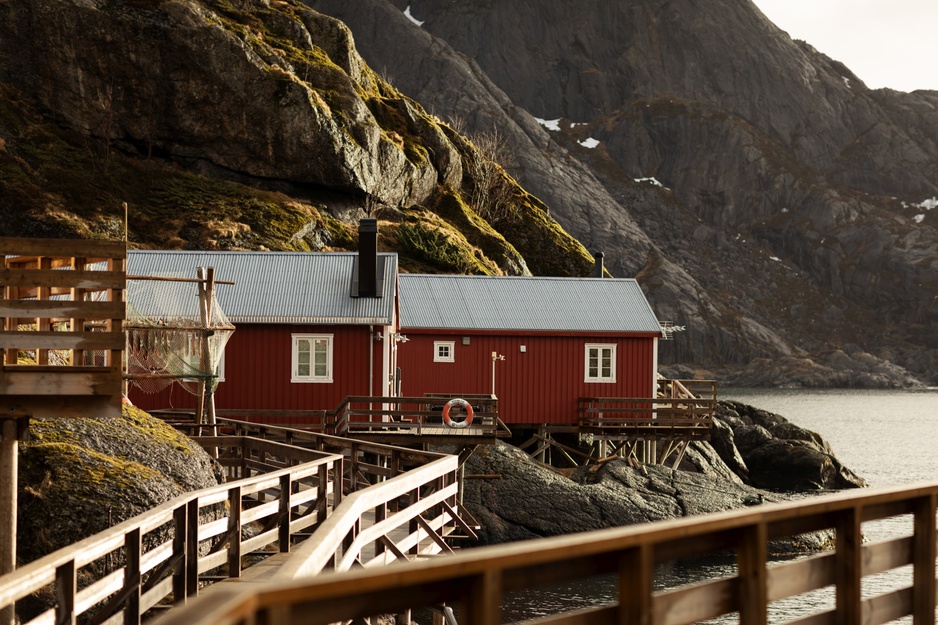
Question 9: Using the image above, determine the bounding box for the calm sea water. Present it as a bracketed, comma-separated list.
[502, 388, 938, 623]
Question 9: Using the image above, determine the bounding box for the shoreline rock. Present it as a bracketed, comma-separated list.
[461, 401, 862, 553]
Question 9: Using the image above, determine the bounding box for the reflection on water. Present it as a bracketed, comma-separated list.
[501, 389, 938, 623]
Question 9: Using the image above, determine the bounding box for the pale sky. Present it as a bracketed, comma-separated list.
[752, 0, 938, 92]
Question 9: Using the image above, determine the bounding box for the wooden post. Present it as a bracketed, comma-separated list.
[835, 508, 862, 625]
[196, 267, 218, 441]
[0, 418, 18, 625]
[37, 257, 51, 365]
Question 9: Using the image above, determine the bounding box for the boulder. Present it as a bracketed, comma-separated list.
[716, 401, 866, 490]
[17, 405, 223, 567]
[460, 441, 832, 554]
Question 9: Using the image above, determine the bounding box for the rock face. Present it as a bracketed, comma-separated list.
[307, 0, 938, 388]
[1, 0, 936, 385]
[0, 0, 595, 279]
[461, 400, 861, 551]
[462, 441, 832, 555]
[713, 401, 867, 491]
[17, 405, 223, 566]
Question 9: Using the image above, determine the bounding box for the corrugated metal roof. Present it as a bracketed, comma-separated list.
[398, 274, 662, 334]
[127, 251, 397, 325]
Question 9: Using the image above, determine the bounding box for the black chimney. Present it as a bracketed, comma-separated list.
[356, 218, 378, 297]
[594, 251, 604, 278]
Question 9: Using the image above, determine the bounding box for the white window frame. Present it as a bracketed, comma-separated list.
[434, 341, 455, 363]
[215, 352, 225, 382]
[291, 333, 334, 383]
[584, 343, 616, 383]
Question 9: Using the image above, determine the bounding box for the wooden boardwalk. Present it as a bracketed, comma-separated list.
[155, 481, 938, 625]
[0, 427, 475, 625]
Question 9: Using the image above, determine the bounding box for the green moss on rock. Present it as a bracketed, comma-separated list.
[18, 405, 222, 566]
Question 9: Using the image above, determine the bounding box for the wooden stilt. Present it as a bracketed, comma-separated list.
[0, 417, 23, 625]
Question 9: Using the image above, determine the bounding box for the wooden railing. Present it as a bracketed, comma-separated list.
[216, 418, 447, 475]
[578, 397, 714, 437]
[0, 436, 342, 625]
[332, 395, 502, 438]
[152, 481, 938, 625]
[658, 378, 718, 403]
[0, 237, 125, 419]
[205, 420, 474, 576]
[0, 421, 476, 625]
[152, 395, 503, 439]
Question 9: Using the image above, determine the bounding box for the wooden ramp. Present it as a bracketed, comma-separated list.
[0, 426, 477, 625]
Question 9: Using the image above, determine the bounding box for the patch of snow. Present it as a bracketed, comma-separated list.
[534, 117, 561, 131]
[770, 256, 781, 262]
[570, 122, 587, 128]
[781, 208, 789, 213]
[901, 196, 938, 210]
[634, 177, 664, 187]
[403, 6, 424, 27]
[578, 137, 600, 149]
[914, 214, 926, 224]
[842, 77, 850, 88]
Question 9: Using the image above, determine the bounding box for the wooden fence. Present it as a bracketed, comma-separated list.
[333, 395, 501, 439]
[150, 481, 938, 625]
[206, 420, 475, 575]
[579, 379, 717, 438]
[156, 395, 503, 441]
[0, 425, 473, 625]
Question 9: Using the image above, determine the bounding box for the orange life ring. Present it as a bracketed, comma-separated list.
[442, 398, 473, 428]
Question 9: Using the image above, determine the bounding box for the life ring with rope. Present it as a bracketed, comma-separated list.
[442, 398, 474, 428]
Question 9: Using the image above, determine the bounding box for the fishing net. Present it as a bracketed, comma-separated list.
[125, 273, 234, 396]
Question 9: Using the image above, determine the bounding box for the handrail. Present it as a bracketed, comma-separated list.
[333, 395, 500, 437]
[0, 436, 342, 625]
[578, 396, 715, 431]
[277, 455, 462, 578]
[154, 395, 501, 439]
[0, 422, 471, 625]
[657, 378, 718, 402]
[153, 481, 938, 625]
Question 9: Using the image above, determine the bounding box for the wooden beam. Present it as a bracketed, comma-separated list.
[0, 419, 19, 625]
[0, 331, 124, 351]
[0, 268, 126, 290]
[0, 237, 126, 259]
[0, 370, 121, 396]
[0, 396, 120, 420]
[0, 300, 125, 320]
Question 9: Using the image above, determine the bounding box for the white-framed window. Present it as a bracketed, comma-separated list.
[292, 334, 333, 383]
[585, 343, 616, 383]
[434, 341, 455, 363]
[215, 352, 226, 383]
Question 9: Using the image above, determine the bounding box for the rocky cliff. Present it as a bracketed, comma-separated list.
[0, 0, 593, 278]
[306, 0, 938, 387]
[1, 0, 936, 386]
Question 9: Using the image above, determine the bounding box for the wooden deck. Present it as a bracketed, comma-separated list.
[154, 394, 510, 445]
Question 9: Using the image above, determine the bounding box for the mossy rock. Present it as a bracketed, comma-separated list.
[17, 405, 223, 567]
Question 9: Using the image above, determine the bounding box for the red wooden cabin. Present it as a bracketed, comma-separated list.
[395, 274, 663, 430]
[125, 221, 397, 426]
